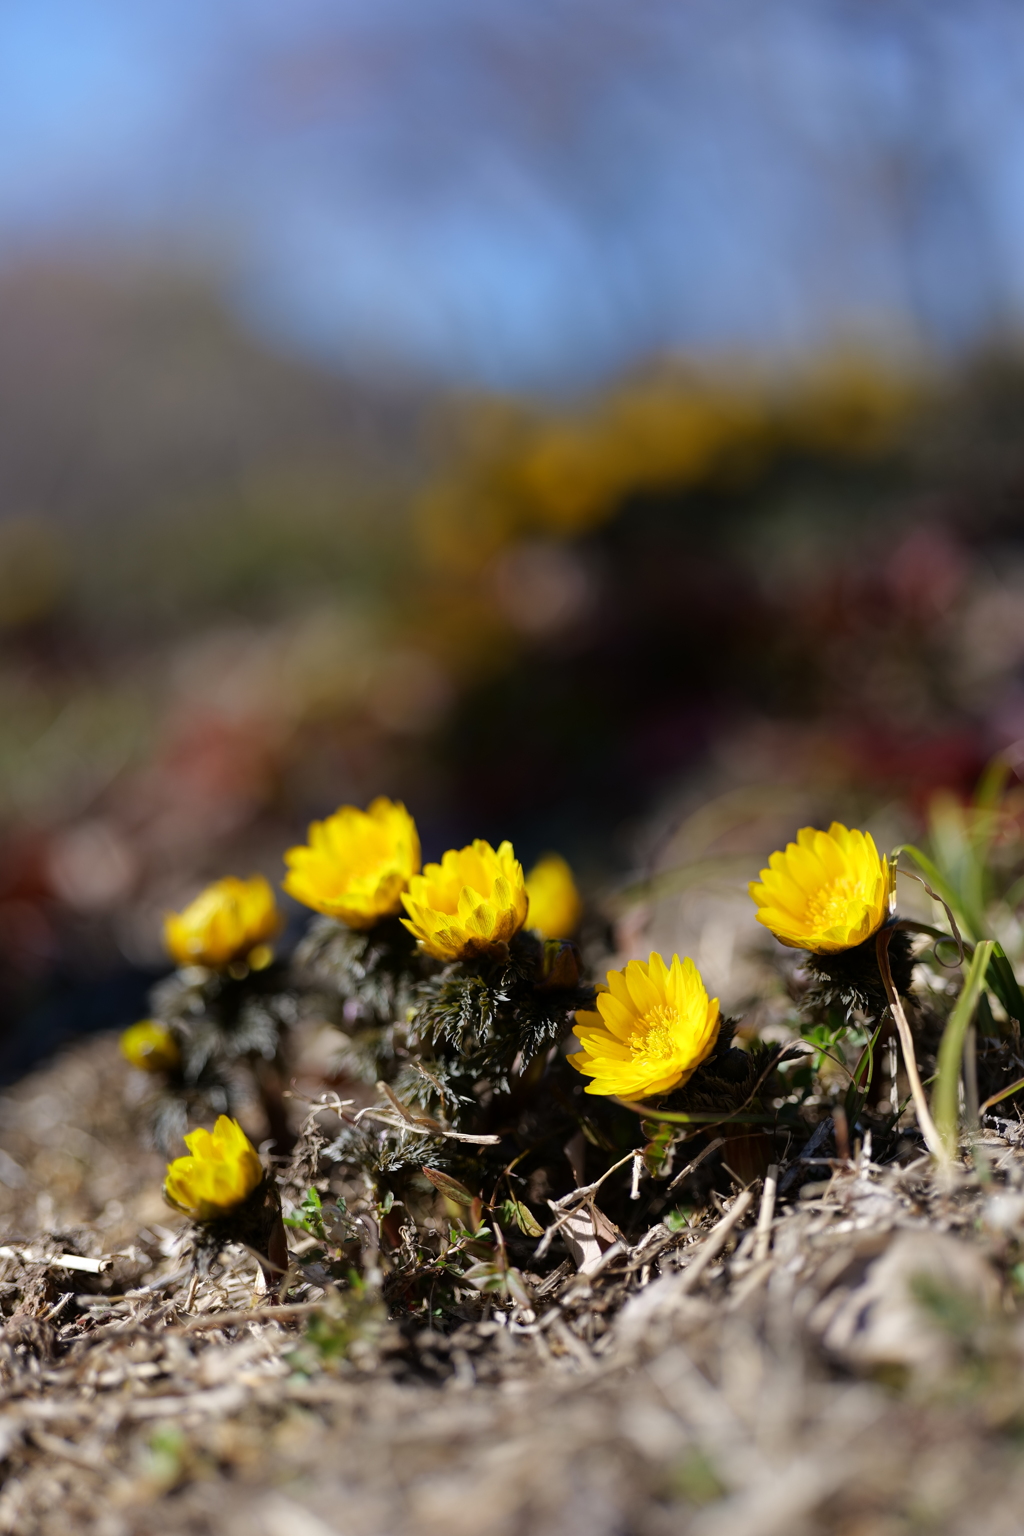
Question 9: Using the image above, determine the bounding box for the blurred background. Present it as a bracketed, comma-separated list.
[4, 0, 1024, 1071]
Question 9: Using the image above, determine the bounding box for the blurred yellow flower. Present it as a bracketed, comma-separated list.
[401, 839, 528, 960]
[571, 952, 720, 1099]
[415, 363, 914, 583]
[164, 1116, 264, 1222]
[525, 853, 582, 939]
[749, 822, 893, 954]
[164, 874, 280, 970]
[120, 1019, 180, 1073]
[282, 797, 420, 929]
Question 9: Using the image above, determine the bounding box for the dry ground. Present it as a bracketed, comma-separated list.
[0, 1035, 1022, 1535]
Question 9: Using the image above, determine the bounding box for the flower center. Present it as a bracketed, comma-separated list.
[628, 1004, 680, 1064]
[804, 876, 865, 932]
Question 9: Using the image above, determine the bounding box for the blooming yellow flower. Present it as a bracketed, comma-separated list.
[749, 822, 894, 954]
[401, 839, 528, 960]
[164, 874, 280, 970]
[120, 1019, 180, 1073]
[282, 797, 420, 929]
[525, 853, 582, 939]
[571, 952, 720, 1099]
[164, 1116, 264, 1222]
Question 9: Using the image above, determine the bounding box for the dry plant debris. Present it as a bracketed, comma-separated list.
[0, 1038, 1020, 1534]
[6, 792, 1024, 1533]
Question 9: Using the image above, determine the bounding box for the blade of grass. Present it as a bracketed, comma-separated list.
[933, 939, 995, 1160]
[979, 1073, 1024, 1117]
[986, 944, 1024, 1027]
[844, 1016, 885, 1123]
[613, 1106, 778, 1126]
[852, 1017, 884, 1093]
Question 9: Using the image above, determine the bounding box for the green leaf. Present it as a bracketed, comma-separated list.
[663, 1207, 693, 1233]
[642, 1122, 675, 1177]
[500, 1198, 544, 1238]
[934, 939, 994, 1157]
[285, 1187, 327, 1239]
[421, 1166, 476, 1206]
[986, 945, 1024, 1027]
[505, 1267, 533, 1307]
[461, 1260, 506, 1293]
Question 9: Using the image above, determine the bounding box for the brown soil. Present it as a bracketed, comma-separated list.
[0, 1034, 1022, 1536]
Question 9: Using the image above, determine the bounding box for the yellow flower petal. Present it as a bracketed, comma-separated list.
[164, 875, 280, 970]
[282, 797, 420, 929]
[595, 992, 636, 1040]
[525, 853, 582, 940]
[570, 951, 720, 1100]
[749, 823, 891, 954]
[163, 1116, 264, 1223]
[624, 959, 663, 1017]
[400, 838, 528, 961]
[120, 1020, 180, 1073]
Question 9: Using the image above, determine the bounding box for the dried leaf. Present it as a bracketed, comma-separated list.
[421, 1166, 476, 1206]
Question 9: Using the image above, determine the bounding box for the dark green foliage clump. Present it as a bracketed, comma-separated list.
[336, 933, 597, 1199]
[150, 962, 296, 1072]
[802, 926, 915, 1021]
[294, 915, 427, 1027]
[291, 915, 440, 1087]
[142, 963, 297, 1152]
[187, 1172, 287, 1288]
[325, 1119, 443, 1180]
[657, 1021, 783, 1117]
[411, 932, 594, 1099]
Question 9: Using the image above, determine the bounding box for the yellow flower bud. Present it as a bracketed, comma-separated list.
[525, 853, 582, 939]
[401, 838, 528, 961]
[163, 1116, 264, 1222]
[120, 1019, 180, 1073]
[164, 874, 280, 970]
[282, 797, 420, 929]
[749, 822, 894, 955]
[571, 952, 720, 1099]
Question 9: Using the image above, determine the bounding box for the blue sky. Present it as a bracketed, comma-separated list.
[2, 0, 1024, 388]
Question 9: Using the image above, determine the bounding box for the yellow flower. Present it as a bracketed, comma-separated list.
[749, 822, 894, 954]
[282, 797, 420, 929]
[571, 952, 720, 1099]
[164, 1116, 264, 1222]
[120, 1019, 180, 1073]
[525, 853, 582, 939]
[164, 874, 280, 970]
[401, 839, 528, 960]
